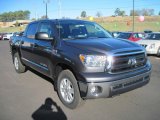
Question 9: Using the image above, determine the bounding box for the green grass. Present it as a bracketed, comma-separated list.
[99, 21, 160, 32]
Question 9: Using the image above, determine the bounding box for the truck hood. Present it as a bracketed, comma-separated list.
[64, 38, 140, 53]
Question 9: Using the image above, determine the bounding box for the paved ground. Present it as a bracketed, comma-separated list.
[0, 40, 160, 120]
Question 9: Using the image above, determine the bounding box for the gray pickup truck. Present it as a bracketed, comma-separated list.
[10, 19, 152, 109]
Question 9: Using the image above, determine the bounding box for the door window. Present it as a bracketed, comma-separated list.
[38, 23, 54, 38]
[26, 22, 38, 38]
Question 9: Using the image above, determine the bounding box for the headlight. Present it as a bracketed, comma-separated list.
[79, 54, 107, 67]
[79, 54, 113, 69]
[106, 56, 113, 70]
[149, 43, 155, 49]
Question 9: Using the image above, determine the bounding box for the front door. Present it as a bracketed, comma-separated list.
[31, 21, 55, 77]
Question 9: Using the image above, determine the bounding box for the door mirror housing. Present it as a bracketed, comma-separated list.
[35, 32, 54, 41]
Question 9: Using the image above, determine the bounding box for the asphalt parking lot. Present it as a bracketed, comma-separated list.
[0, 40, 160, 120]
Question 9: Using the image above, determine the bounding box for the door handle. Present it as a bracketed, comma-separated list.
[21, 41, 24, 44]
[33, 43, 38, 48]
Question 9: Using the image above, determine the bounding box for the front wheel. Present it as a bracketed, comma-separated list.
[13, 53, 26, 73]
[157, 47, 160, 57]
[57, 70, 82, 109]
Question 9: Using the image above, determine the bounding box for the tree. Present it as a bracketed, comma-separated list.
[0, 10, 30, 22]
[119, 11, 125, 16]
[40, 15, 47, 19]
[114, 8, 120, 16]
[130, 9, 154, 16]
[31, 18, 36, 21]
[130, 10, 140, 16]
[141, 9, 154, 16]
[159, 11, 160, 15]
[81, 11, 87, 18]
[96, 11, 102, 17]
[114, 8, 125, 16]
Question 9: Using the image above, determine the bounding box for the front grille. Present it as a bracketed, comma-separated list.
[108, 51, 146, 74]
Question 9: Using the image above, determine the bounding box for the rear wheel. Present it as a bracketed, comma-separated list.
[13, 53, 26, 73]
[57, 70, 82, 109]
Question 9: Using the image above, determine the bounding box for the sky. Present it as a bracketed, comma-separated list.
[0, 0, 160, 19]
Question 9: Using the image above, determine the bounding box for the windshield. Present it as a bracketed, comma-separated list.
[117, 33, 131, 39]
[145, 33, 160, 40]
[56, 20, 112, 40]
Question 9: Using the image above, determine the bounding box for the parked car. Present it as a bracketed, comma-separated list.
[9, 32, 24, 52]
[10, 19, 151, 109]
[136, 32, 160, 56]
[144, 30, 152, 33]
[3, 33, 13, 40]
[112, 31, 121, 38]
[10, 32, 23, 42]
[0, 33, 4, 40]
[0, 33, 7, 40]
[117, 32, 143, 42]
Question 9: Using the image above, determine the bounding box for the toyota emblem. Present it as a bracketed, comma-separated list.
[128, 57, 137, 66]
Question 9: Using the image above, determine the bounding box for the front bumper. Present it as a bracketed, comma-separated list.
[78, 61, 152, 99]
[3, 37, 9, 40]
[146, 48, 157, 54]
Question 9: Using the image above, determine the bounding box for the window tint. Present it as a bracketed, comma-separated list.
[133, 33, 138, 38]
[38, 23, 53, 38]
[117, 33, 131, 39]
[55, 21, 112, 40]
[146, 33, 160, 40]
[26, 22, 38, 38]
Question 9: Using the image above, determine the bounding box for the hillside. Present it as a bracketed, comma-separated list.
[0, 16, 160, 33]
[91, 16, 160, 32]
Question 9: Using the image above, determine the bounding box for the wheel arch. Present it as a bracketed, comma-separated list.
[53, 63, 78, 89]
[11, 46, 21, 62]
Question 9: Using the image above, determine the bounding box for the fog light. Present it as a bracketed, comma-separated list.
[90, 86, 102, 96]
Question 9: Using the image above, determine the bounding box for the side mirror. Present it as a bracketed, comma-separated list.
[35, 32, 53, 41]
[19, 32, 24, 36]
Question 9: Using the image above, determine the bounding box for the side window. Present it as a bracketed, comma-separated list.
[38, 23, 54, 38]
[86, 24, 97, 33]
[133, 33, 138, 38]
[26, 22, 38, 38]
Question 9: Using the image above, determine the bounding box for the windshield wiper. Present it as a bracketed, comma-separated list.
[97, 36, 109, 38]
[87, 36, 108, 39]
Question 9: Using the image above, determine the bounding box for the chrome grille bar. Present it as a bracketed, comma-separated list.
[108, 51, 146, 74]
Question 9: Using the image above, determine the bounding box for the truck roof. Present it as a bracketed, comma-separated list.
[29, 19, 93, 24]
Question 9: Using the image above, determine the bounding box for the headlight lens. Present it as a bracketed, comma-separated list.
[149, 43, 155, 49]
[79, 54, 107, 67]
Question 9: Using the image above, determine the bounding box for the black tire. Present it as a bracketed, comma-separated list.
[157, 47, 160, 57]
[13, 52, 26, 73]
[57, 70, 82, 109]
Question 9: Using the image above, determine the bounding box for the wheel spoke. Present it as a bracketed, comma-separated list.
[66, 79, 70, 88]
[14, 57, 19, 70]
[64, 93, 68, 101]
[61, 87, 65, 93]
[60, 78, 74, 103]
[68, 88, 74, 94]
[68, 93, 73, 101]
[61, 80, 65, 88]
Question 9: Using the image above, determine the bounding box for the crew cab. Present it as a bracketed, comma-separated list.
[10, 19, 152, 109]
